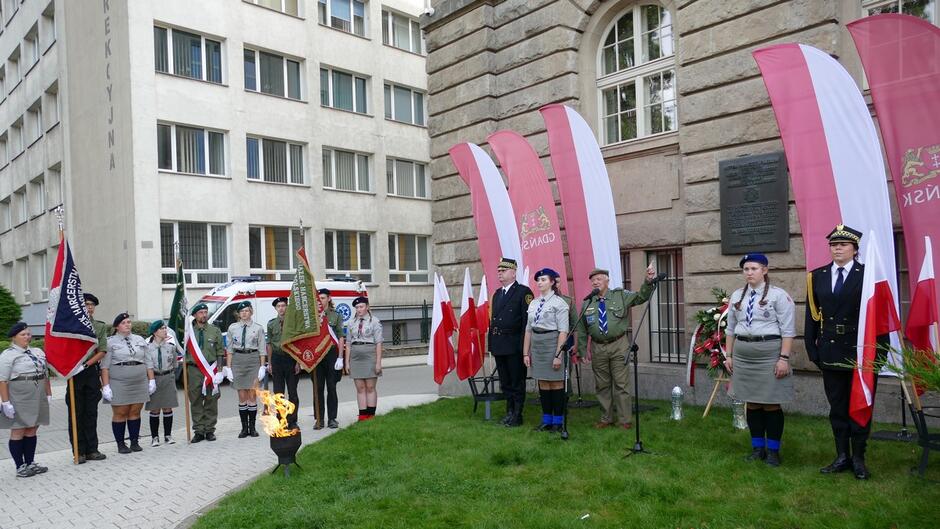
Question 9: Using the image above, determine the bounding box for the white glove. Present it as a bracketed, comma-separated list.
[222, 366, 234, 381]
[334, 357, 344, 370]
[257, 366, 267, 380]
[47, 395, 52, 404]
[148, 379, 157, 395]
[212, 372, 224, 385]
[1, 401, 14, 419]
[102, 385, 113, 402]
[73, 363, 85, 375]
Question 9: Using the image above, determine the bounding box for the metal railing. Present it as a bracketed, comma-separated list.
[369, 302, 430, 346]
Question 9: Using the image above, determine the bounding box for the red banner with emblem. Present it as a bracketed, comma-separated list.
[281, 247, 338, 372]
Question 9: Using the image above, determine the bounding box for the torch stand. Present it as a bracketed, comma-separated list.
[270, 431, 303, 477]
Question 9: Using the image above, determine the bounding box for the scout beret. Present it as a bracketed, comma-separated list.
[190, 303, 209, 315]
[6, 321, 28, 338]
[316, 289, 331, 296]
[235, 301, 252, 311]
[497, 258, 517, 270]
[588, 268, 609, 279]
[739, 254, 769, 268]
[113, 312, 131, 327]
[826, 224, 862, 247]
[83, 293, 100, 306]
[148, 320, 166, 336]
[534, 268, 560, 280]
[272, 297, 289, 307]
[352, 296, 369, 306]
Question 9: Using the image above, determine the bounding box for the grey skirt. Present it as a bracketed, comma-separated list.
[110, 363, 149, 405]
[231, 351, 260, 390]
[0, 378, 50, 429]
[530, 330, 563, 381]
[349, 343, 380, 379]
[731, 339, 793, 404]
[145, 372, 179, 410]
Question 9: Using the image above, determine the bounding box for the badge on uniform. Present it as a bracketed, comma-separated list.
[524, 294, 534, 305]
[586, 314, 596, 324]
[763, 311, 770, 318]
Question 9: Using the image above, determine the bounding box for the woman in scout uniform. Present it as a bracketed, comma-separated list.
[315, 288, 345, 429]
[724, 254, 796, 467]
[344, 296, 382, 421]
[226, 301, 267, 438]
[0, 322, 52, 477]
[523, 268, 570, 432]
[145, 320, 178, 446]
[101, 313, 156, 454]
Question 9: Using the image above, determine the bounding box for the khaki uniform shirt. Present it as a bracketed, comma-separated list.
[526, 292, 570, 333]
[267, 316, 286, 357]
[576, 282, 654, 344]
[0, 345, 47, 380]
[727, 283, 797, 338]
[147, 340, 177, 372]
[190, 322, 224, 364]
[346, 314, 383, 344]
[326, 308, 344, 348]
[102, 333, 152, 369]
[227, 321, 266, 357]
[92, 320, 109, 353]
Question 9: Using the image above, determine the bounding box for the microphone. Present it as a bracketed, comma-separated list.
[649, 272, 668, 285]
[583, 288, 600, 301]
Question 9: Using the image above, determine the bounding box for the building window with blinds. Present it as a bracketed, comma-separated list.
[246, 0, 300, 17]
[160, 221, 229, 286]
[320, 67, 368, 114]
[153, 25, 223, 84]
[324, 230, 372, 282]
[246, 136, 305, 184]
[157, 122, 226, 177]
[381, 9, 424, 54]
[388, 234, 429, 283]
[646, 248, 685, 364]
[386, 158, 427, 198]
[322, 148, 370, 192]
[248, 226, 303, 280]
[318, 0, 366, 37]
[383, 83, 425, 125]
[243, 47, 302, 100]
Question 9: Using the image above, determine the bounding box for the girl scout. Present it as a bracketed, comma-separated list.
[523, 268, 570, 432]
[345, 297, 383, 421]
[226, 301, 266, 438]
[145, 320, 178, 446]
[101, 313, 156, 454]
[0, 322, 52, 477]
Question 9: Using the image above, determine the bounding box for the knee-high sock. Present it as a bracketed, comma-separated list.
[539, 388, 552, 424]
[150, 414, 160, 438]
[163, 412, 173, 437]
[366, 406, 376, 416]
[746, 408, 765, 448]
[765, 408, 784, 450]
[22, 436, 37, 465]
[8, 438, 24, 468]
[112, 421, 126, 444]
[127, 418, 142, 443]
[551, 389, 565, 424]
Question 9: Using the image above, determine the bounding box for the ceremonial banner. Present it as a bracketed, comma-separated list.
[428, 274, 457, 384]
[489, 130, 569, 294]
[848, 14, 940, 306]
[167, 257, 187, 355]
[184, 308, 219, 396]
[43, 234, 98, 377]
[476, 275, 490, 354]
[450, 143, 524, 291]
[541, 104, 624, 301]
[906, 236, 938, 395]
[456, 268, 482, 380]
[282, 247, 338, 372]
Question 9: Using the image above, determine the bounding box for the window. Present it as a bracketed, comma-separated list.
[13, 186, 26, 225]
[243, 48, 302, 100]
[43, 82, 58, 129]
[598, 4, 676, 145]
[40, 2, 55, 50]
[10, 117, 22, 155]
[322, 148, 370, 192]
[32, 251, 48, 301]
[26, 99, 41, 145]
[23, 23, 39, 70]
[153, 26, 223, 83]
[388, 234, 429, 283]
[1, 262, 11, 292]
[246, 136, 305, 184]
[864, 0, 938, 23]
[160, 221, 229, 285]
[324, 230, 372, 282]
[386, 158, 427, 198]
[381, 9, 424, 54]
[0, 132, 7, 166]
[247, 0, 300, 16]
[647, 248, 684, 364]
[320, 67, 368, 113]
[46, 165, 61, 208]
[319, 0, 366, 36]
[15, 257, 28, 304]
[0, 199, 10, 231]
[157, 122, 226, 176]
[0, 66, 5, 99]
[3, 0, 16, 25]
[8, 46, 20, 92]
[248, 226, 303, 279]
[383, 83, 425, 125]
[29, 175, 43, 217]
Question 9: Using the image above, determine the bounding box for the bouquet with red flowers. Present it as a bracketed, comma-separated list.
[686, 288, 730, 385]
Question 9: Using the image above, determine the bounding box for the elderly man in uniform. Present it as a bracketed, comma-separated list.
[65, 293, 108, 464]
[576, 264, 656, 429]
[488, 258, 533, 427]
[805, 224, 877, 480]
[267, 297, 300, 430]
[188, 303, 224, 442]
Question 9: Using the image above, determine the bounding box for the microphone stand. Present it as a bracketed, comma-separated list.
[624, 276, 664, 458]
[559, 298, 594, 440]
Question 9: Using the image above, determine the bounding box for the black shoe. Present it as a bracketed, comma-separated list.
[192, 433, 205, 443]
[853, 457, 870, 480]
[765, 450, 781, 467]
[820, 454, 852, 474]
[238, 427, 249, 439]
[77, 455, 87, 464]
[313, 422, 324, 430]
[327, 419, 339, 429]
[505, 412, 523, 427]
[85, 451, 107, 461]
[499, 413, 512, 425]
[129, 442, 143, 452]
[551, 424, 564, 433]
[205, 433, 217, 442]
[745, 448, 767, 462]
[534, 423, 553, 432]
[117, 442, 132, 454]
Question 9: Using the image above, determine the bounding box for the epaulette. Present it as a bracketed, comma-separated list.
[806, 272, 822, 322]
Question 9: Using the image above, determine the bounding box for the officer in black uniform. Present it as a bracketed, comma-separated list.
[267, 297, 299, 430]
[66, 293, 108, 463]
[805, 224, 875, 480]
[488, 258, 533, 427]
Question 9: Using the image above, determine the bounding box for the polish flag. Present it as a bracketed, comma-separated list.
[906, 236, 938, 395]
[456, 268, 482, 380]
[850, 232, 901, 427]
[476, 275, 490, 354]
[428, 273, 458, 384]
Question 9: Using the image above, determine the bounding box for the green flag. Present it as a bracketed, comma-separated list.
[282, 246, 335, 372]
[167, 258, 187, 353]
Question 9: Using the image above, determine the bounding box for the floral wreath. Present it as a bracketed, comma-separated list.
[686, 288, 730, 386]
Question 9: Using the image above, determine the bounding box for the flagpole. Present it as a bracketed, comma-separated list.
[176, 247, 193, 444]
[54, 207, 82, 465]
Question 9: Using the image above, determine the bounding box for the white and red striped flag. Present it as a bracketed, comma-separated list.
[185, 309, 220, 396]
[456, 268, 482, 380]
[476, 275, 490, 355]
[428, 273, 457, 384]
[906, 236, 938, 395]
[851, 232, 901, 427]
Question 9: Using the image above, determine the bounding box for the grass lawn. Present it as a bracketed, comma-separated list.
[193, 397, 938, 529]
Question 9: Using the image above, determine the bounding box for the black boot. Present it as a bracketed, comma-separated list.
[500, 400, 514, 425]
[745, 447, 767, 461]
[765, 450, 781, 467]
[247, 407, 259, 437]
[851, 437, 870, 480]
[820, 435, 852, 474]
[238, 407, 249, 439]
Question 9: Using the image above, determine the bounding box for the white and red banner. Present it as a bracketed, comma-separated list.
[851, 232, 901, 427]
[476, 275, 490, 355]
[906, 236, 938, 396]
[450, 143, 524, 291]
[44, 233, 99, 378]
[185, 310, 219, 396]
[541, 104, 624, 301]
[456, 268, 482, 380]
[428, 273, 458, 384]
[489, 130, 569, 294]
[848, 14, 940, 308]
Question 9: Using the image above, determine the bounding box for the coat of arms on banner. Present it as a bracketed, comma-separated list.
[901, 144, 940, 188]
[520, 206, 552, 239]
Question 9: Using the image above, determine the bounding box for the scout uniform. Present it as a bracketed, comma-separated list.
[526, 268, 570, 432]
[576, 268, 653, 428]
[346, 299, 383, 380]
[0, 322, 50, 477]
[227, 301, 266, 438]
[313, 289, 345, 429]
[488, 257, 533, 427]
[268, 297, 300, 429]
[189, 303, 224, 442]
[805, 224, 876, 479]
[102, 313, 153, 453]
[67, 292, 109, 463]
[145, 321, 179, 446]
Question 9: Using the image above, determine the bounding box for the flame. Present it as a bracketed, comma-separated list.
[257, 390, 299, 437]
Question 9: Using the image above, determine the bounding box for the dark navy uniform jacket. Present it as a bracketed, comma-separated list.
[488, 282, 533, 356]
[804, 261, 864, 370]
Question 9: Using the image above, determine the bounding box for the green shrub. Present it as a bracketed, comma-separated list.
[0, 285, 22, 334]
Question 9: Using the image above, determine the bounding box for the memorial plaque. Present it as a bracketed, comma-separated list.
[719, 152, 789, 254]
